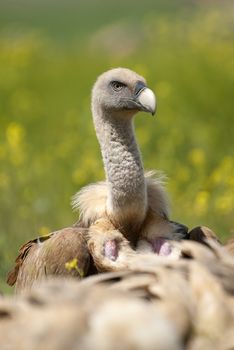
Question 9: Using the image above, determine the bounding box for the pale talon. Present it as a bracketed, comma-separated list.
[104, 240, 118, 261]
[159, 241, 172, 256]
[151, 238, 172, 256]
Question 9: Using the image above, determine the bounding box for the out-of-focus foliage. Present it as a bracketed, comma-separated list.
[0, 0, 233, 292]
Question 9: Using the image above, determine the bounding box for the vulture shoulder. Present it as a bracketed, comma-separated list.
[72, 171, 169, 228]
[7, 227, 91, 293]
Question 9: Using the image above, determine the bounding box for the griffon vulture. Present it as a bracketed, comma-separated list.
[7, 68, 189, 292]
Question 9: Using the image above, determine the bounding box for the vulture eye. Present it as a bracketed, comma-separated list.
[110, 81, 126, 92]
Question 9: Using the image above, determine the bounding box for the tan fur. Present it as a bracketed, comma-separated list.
[72, 181, 108, 227]
[145, 171, 169, 219]
[72, 171, 169, 228]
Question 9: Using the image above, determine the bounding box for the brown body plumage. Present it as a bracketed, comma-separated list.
[7, 227, 93, 293]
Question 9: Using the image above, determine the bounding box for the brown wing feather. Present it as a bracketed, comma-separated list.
[7, 227, 91, 293]
[7, 234, 53, 286]
[188, 226, 221, 245]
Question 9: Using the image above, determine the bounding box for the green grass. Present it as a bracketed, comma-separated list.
[0, 0, 233, 293]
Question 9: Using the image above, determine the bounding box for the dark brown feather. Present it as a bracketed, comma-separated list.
[188, 226, 221, 245]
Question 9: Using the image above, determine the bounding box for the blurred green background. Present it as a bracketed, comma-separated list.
[0, 0, 233, 293]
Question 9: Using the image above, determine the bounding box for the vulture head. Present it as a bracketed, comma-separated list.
[92, 67, 156, 120]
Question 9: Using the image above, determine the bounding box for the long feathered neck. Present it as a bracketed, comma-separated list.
[92, 105, 147, 243]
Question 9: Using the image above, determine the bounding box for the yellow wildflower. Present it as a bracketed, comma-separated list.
[38, 226, 51, 236]
[194, 190, 209, 215]
[6, 122, 26, 165]
[215, 194, 233, 215]
[6, 122, 25, 149]
[189, 148, 205, 167]
[65, 258, 84, 278]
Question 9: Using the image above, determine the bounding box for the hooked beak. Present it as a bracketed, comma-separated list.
[130, 81, 156, 115]
[137, 87, 156, 115]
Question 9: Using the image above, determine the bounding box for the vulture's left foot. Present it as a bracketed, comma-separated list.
[137, 238, 182, 258]
[136, 219, 188, 257]
[148, 238, 173, 256]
